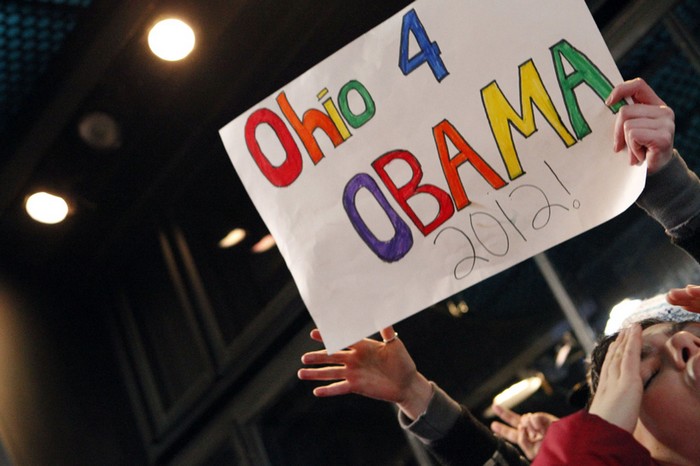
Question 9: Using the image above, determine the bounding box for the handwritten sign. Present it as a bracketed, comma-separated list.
[219, 0, 646, 353]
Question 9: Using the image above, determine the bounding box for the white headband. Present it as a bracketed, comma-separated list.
[605, 293, 700, 335]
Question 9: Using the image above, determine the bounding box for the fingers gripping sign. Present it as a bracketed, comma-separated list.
[380, 327, 399, 343]
[606, 78, 675, 174]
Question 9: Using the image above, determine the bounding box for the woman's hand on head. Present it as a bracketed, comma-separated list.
[588, 325, 644, 433]
[606, 78, 675, 174]
[297, 326, 433, 420]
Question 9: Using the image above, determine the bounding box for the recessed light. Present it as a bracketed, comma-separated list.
[148, 18, 195, 61]
[219, 228, 247, 249]
[25, 192, 69, 224]
[252, 234, 276, 253]
[78, 111, 121, 150]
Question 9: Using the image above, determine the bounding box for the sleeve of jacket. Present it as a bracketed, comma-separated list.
[400, 383, 529, 466]
[636, 150, 700, 261]
[532, 410, 653, 465]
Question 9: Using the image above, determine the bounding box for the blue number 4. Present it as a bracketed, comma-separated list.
[399, 9, 449, 82]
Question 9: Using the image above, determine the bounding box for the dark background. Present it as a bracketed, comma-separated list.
[0, 1, 699, 464]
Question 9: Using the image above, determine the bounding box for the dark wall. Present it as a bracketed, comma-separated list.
[0, 268, 145, 466]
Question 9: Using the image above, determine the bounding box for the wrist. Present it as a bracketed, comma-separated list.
[396, 372, 433, 420]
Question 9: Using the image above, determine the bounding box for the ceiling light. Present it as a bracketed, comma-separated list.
[555, 341, 572, 369]
[148, 18, 195, 61]
[219, 228, 247, 249]
[77, 111, 121, 150]
[25, 192, 69, 224]
[491, 375, 542, 411]
[446, 299, 469, 317]
[251, 233, 276, 253]
[555, 332, 574, 368]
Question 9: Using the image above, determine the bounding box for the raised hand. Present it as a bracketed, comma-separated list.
[666, 284, 700, 313]
[606, 78, 675, 174]
[297, 327, 433, 420]
[490, 404, 558, 459]
[588, 325, 644, 433]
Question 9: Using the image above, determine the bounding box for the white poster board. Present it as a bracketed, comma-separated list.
[219, 0, 645, 353]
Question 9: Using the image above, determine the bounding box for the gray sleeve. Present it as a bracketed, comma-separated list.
[636, 150, 700, 239]
[397, 382, 462, 443]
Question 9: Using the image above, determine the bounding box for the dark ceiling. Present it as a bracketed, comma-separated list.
[0, 0, 680, 282]
[0, 0, 699, 444]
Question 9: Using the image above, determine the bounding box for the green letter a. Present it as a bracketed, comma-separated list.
[551, 39, 625, 140]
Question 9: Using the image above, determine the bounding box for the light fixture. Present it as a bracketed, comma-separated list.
[446, 299, 469, 317]
[77, 111, 121, 150]
[555, 333, 574, 368]
[148, 18, 195, 61]
[251, 233, 276, 253]
[493, 375, 542, 408]
[25, 192, 69, 224]
[483, 374, 544, 418]
[218, 228, 247, 249]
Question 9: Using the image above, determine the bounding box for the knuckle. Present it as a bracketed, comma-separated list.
[617, 105, 632, 121]
[664, 106, 675, 121]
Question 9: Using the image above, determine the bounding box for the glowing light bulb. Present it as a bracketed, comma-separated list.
[219, 228, 247, 249]
[252, 234, 276, 253]
[492, 376, 542, 409]
[25, 192, 69, 224]
[148, 18, 195, 61]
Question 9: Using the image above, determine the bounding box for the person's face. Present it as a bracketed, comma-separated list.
[632, 322, 700, 460]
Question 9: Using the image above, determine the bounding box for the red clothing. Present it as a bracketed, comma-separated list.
[533, 410, 657, 465]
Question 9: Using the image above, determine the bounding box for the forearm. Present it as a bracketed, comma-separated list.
[399, 383, 529, 465]
[398, 382, 462, 441]
[636, 150, 700, 240]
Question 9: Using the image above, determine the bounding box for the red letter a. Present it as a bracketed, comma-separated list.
[433, 119, 506, 210]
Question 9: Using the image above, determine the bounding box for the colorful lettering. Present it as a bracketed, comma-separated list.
[398, 9, 449, 82]
[239, 34, 619, 265]
[317, 88, 352, 140]
[244, 108, 302, 187]
[551, 39, 625, 139]
[372, 150, 454, 236]
[337, 80, 376, 128]
[481, 59, 577, 180]
[343, 173, 413, 262]
[433, 119, 508, 210]
[277, 91, 346, 165]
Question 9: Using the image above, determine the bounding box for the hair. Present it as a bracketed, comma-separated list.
[586, 318, 668, 407]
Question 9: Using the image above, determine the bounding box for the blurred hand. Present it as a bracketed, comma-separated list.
[667, 284, 700, 313]
[490, 404, 558, 459]
[297, 327, 433, 420]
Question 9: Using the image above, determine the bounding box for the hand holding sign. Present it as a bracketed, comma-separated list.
[608, 78, 675, 173]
